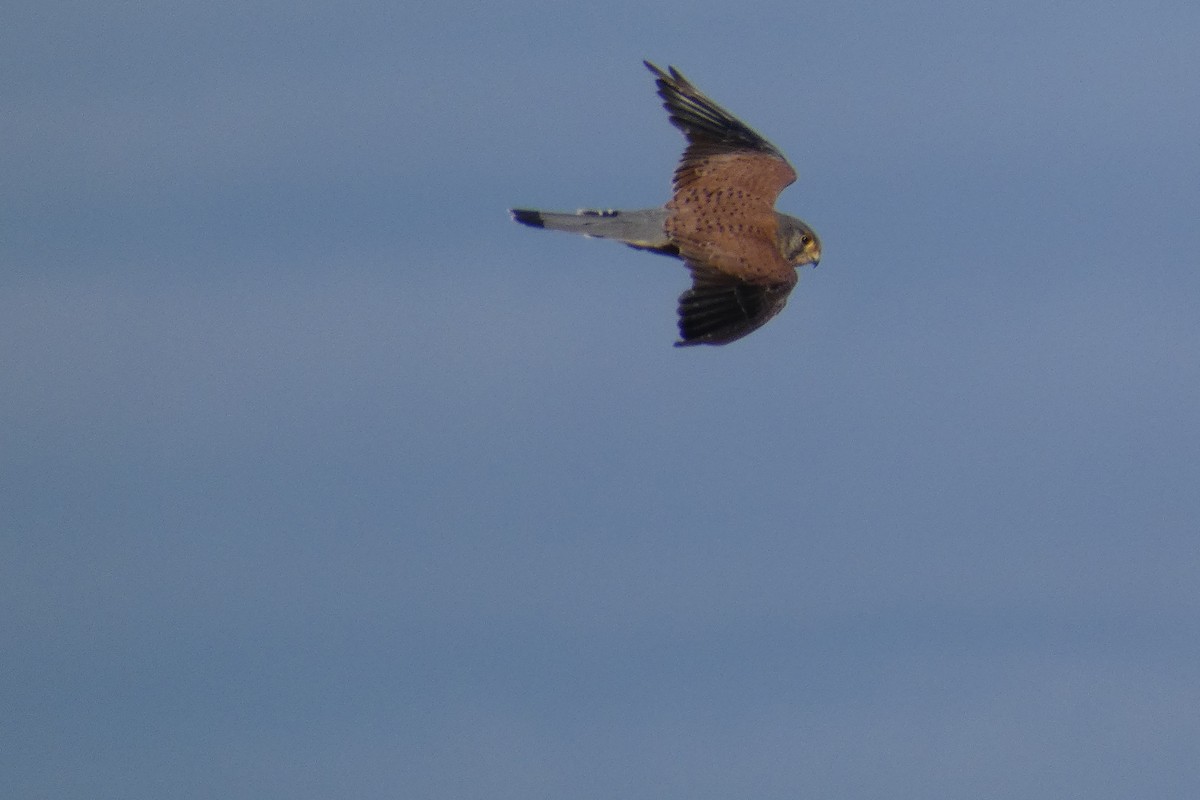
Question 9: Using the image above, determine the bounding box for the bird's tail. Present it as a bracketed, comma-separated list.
[510, 207, 675, 255]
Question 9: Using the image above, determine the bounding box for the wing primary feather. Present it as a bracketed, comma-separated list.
[644, 61, 785, 159]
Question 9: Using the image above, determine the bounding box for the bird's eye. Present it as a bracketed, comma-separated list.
[800, 235, 811, 245]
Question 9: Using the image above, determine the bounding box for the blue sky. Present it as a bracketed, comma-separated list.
[4, 1, 1200, 798]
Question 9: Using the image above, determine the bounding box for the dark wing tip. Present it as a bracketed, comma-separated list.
[643, 60, 784, 161]
[643, 60, 665, 77]
[510, 208, 545, 228]
[674, 272, 795, 346]
[643, 60, 693, 89]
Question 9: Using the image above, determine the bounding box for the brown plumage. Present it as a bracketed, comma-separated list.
[512, 62, 822, 346]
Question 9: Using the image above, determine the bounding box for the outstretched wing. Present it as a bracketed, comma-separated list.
[644, 61, 794, 181]
[645, 61, 798, 285]
[675, 265, 798, 347]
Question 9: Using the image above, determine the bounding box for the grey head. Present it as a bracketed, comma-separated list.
[777, 213, 822, 268]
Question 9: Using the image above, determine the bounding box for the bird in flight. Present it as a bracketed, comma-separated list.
[511, 61, 822, 346]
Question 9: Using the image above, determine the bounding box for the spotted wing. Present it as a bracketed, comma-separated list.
[645, 62, 798, 285]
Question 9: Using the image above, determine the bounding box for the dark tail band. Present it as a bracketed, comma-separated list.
[510, 208, 545, 228]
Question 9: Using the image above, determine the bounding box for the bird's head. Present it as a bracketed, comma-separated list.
[778, 215, 821, 268]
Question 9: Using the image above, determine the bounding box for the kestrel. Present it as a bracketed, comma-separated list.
[511, 61, 821, 346]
